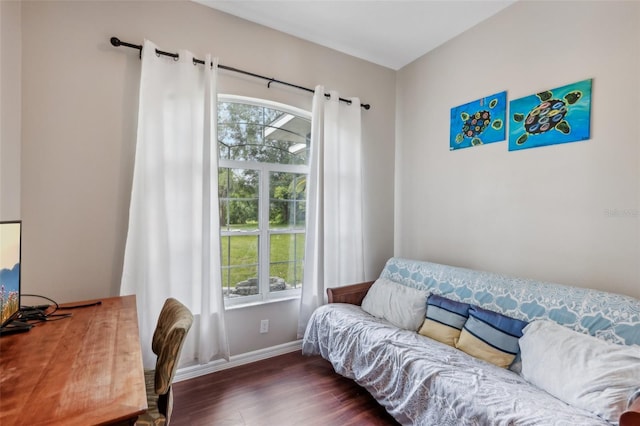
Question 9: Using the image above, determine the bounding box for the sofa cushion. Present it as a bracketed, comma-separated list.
[361, 277, 429, 331]
[520, 320, 640, 423]
[418, 294, 470, 347]
[456, 305, 528, 368]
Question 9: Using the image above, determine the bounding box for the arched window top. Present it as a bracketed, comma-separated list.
[218, 95, 311, 166]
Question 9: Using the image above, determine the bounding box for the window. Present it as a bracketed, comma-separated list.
[218, 95, 311, 305]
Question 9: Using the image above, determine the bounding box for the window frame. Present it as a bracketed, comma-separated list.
[218, 95, 311, 307]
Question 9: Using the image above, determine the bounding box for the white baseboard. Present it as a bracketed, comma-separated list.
[174, 340, 303, 382]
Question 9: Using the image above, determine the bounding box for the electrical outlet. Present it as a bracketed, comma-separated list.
[260, 319, 269, 334]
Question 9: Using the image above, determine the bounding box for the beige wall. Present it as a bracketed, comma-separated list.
[0, 0, 21, 220]
[15, 0, 640, 359]
[396, 1, 640, 299]
[19, 0, 395, 355]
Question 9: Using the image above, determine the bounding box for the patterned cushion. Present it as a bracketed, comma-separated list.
[135, 370, 167, 426]
[137, 298, 192, 426]
[418, 294, 470, 346]
[154, 298, 194, 395]
[455, 305, 528, 368]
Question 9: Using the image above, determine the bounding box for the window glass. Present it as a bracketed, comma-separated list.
[218, 102, 309, 165]
[221, 235, 259, 298]
[269, 233, 305, 292]
[218, 96, 310, 305]
[219, 168, 259, 232]
[269, 172, 306, 230]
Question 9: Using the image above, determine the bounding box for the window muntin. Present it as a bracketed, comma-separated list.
[218, 96, 310, 305]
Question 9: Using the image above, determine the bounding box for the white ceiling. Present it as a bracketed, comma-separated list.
[195, 0, 517, 70]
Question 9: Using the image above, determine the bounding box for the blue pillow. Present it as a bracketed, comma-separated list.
[418, 294, 471, 346]
[455, 305, 528, 368]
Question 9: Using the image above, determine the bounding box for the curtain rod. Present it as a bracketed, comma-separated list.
[110, 37, 370, 110]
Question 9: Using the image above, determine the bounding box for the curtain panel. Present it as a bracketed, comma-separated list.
[298, 86, 365, 338]
[121, 40, 229, 368]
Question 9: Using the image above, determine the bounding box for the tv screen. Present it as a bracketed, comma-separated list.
[1, 220, 22, 327]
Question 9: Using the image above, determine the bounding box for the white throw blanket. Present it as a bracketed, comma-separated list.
[302, 303, 611, 426]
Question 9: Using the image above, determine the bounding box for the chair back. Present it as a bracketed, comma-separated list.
[153, 298, 193, 395]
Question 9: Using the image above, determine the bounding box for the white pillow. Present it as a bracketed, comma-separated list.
[519, 320, 640, 423]
[361, 277, 429, 331]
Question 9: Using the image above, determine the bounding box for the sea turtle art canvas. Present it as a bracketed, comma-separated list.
[450, 91, 506, 150]
[509, 79, 592, 151]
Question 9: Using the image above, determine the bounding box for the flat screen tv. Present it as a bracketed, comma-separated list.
[1, 220, 29, 333]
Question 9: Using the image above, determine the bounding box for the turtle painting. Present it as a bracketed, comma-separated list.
[509, 79, 592, 151]
[450, 91, 506, 150]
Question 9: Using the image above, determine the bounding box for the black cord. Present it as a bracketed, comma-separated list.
[56, 301, 102, 310]
[20, 294, 69, 324]
[21, 293, 60, 312]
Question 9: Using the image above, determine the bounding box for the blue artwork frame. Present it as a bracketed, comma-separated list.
[450, 91, 507, 151]
[509, 79, 592, 151]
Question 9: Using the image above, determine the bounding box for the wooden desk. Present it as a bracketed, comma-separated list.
[0, 295, 147, 425]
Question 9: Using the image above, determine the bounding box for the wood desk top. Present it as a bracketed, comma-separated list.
[0, 295, 147, 425]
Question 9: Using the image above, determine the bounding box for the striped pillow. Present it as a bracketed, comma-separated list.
[455, 305, 528, 368]
[418, 294, 471, 347]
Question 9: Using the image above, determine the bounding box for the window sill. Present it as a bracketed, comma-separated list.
[224, 295, 300, 311]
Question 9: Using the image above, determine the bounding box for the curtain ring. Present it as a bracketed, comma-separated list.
[267, 79, 275, 88]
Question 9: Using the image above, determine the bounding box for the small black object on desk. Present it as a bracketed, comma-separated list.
[0, 320, 32, 336]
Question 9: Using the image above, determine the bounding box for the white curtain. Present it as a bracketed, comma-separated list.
[121, 40, 229, 368]
[297, 86, 365, 337]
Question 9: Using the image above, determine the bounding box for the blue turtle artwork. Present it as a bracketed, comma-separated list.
[450, 91, 506, 150]
[509, 79, 592, 151]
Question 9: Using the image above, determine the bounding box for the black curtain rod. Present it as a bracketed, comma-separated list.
[110, 37, 370, 110]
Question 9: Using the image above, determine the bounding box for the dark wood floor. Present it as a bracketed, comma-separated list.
[171, 351, 400, 426]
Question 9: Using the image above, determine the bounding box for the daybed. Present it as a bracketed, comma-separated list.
[302, 257, 640, 425]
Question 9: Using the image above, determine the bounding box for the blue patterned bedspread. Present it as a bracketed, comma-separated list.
[381, 258, 640, 346]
